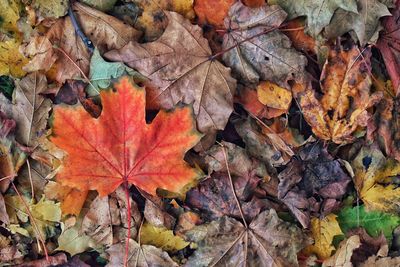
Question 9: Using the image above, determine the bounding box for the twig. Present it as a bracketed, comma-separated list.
[26, 159, 34, 200]
[217, 141, 248, 228]
[68, 4, 94, 53]
[10, 181, 49, 262]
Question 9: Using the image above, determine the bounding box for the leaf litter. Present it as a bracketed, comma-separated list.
[1, 0, 400, 266]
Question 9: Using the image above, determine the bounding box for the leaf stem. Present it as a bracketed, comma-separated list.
[218, 142, 248, 228]
[123, 181, 131, 267]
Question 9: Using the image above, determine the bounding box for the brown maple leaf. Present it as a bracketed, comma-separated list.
[222, 1, 308, 87]
[104, 11, 236, 135]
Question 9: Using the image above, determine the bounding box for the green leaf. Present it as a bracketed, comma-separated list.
[0, 76, 14, 100]
[86, 48, 146, 97]
[338, 205, 400, 241]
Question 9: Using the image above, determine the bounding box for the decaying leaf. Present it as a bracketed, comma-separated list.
[377, 0, 400, 96]
[303, 214, 343, 260]
[324, 228, 390, 266]
[234, 117, 294, 167]
[275, 0, 358, 37]
[0, 111, 26, 192]
[186, 172, 268, 221]
[278, 142, 351, 228]
[374, 95, 400, 162]
[12, 72, 52, 147]
[352, 145, 400, 213]
[299, 45, 382, 143]
[51, 76, 202, 197]
[105, 11, 236, 134]
[184, 209, 310, 266]
[222, 1, 307, 87]
[0, 193, 9, 224]
[325, 0, 391, 45]
[106, 239, 178, 267]
[132, 0, 195, 41]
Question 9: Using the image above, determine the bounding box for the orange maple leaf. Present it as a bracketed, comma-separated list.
[51, 76, 202, 197]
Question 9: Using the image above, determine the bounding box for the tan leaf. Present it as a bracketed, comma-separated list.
[106, 239, 179, 267]
[105, 12, 236, 134]
[12, 72, 52, 147]
[222, 1, 307, 87]
[184, 209, 310, 266]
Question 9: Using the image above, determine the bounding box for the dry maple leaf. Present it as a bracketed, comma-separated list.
[184, 209, 310, 266]
[105, 11, 236, 134]
[51, 76, 202, 197]
[222, 1, 308, 87]
[299, 45, 382, 143]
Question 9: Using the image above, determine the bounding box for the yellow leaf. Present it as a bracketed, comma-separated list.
[303, 214, 343, 259]
[5, 195, 61, 239]
[140, 222, 189, 252]
[257, 81, 292, 111]
[0, 39, 28, 77]
[30, 196, 61, 222]
[0, 0, 21, 33]
[352, 146, 400, 213]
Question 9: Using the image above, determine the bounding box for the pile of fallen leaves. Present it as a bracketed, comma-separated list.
[1, 0, 400, 266]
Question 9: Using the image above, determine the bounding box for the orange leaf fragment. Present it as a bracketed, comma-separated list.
[194, 0, 235, 28]
[51, 77, 202, 197]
